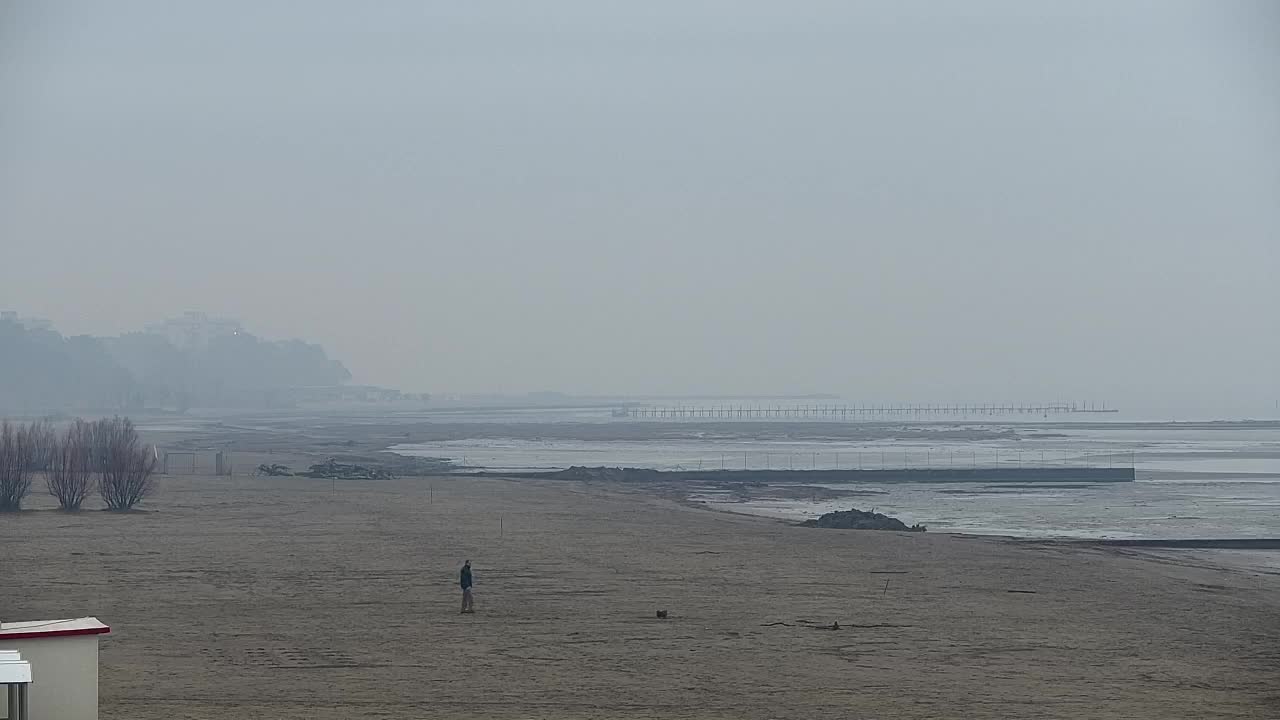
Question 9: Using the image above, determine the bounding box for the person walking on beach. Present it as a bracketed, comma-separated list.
[460, 560, 475, 613]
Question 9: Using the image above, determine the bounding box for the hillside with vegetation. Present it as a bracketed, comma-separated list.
[0, 317, 350, 414]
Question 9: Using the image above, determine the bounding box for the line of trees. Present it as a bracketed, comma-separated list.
[1, 317, 352, 414]
[0, 417, 157, 512]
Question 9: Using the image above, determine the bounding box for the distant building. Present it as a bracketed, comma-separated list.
[0, 311, 53, 331]
[145, 311, 242, 350]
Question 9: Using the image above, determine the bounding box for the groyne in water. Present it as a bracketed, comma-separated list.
[498, 466, 1135, 484]
[1083, 538, 1280, 549]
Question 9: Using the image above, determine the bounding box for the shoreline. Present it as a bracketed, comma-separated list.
[681, 489, 1280, 553]
[490, 465, 1135, 484]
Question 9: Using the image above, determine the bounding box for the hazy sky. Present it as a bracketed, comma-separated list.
[2, 1, 1277, 407]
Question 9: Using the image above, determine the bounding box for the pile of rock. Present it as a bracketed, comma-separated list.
[256, 463, 293, 477]
[301, 458, 394, 480]
[552, 466, 630, 482]
[800, 508, 926, 532]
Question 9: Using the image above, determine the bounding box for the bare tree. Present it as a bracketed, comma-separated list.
[97, 417, 157, 511]
[24, 419, 58, 472]
[85, 417, 110, 473]
[0, 421, 35, 511]
[46, 420, 95, 511]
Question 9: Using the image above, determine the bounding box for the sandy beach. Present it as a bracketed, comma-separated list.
[4, 466, 1279, 719]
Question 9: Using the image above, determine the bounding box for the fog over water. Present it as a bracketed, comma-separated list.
[3, 2, 1278, 414]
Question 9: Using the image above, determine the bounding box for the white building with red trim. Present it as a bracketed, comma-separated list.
[0, 618, 109, 720]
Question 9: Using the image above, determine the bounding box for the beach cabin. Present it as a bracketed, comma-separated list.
[0, 618, 109, 720]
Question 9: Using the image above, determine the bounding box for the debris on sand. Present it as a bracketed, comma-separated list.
[256, 463, 293, 477]
[551, 466, 629, 482]
[301, 458, 394, 480]
[800, 508, 926, 532]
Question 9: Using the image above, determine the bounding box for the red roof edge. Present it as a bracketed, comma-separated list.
[0, 625, 111, 641]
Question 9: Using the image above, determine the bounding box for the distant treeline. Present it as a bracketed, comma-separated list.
[0, 320, 351, 413]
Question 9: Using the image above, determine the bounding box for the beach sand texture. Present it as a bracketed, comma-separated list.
[4, 473, 1279, 719]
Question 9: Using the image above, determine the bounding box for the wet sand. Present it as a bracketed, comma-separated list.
[4, 471, 1280, 719]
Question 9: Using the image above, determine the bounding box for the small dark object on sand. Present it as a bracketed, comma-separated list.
[656, 610, 668, 619]
[257, 463, 292, 477]
[800, 508, 926, 532]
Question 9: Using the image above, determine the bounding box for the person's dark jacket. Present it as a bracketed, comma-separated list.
[460, 565, 473, 590]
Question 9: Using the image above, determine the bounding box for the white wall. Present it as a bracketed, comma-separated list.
[0, 635, 99, 720]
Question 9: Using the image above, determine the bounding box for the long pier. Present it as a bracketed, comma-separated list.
[612, 402, 1117, 421]
[511, 466, 1136, 484]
